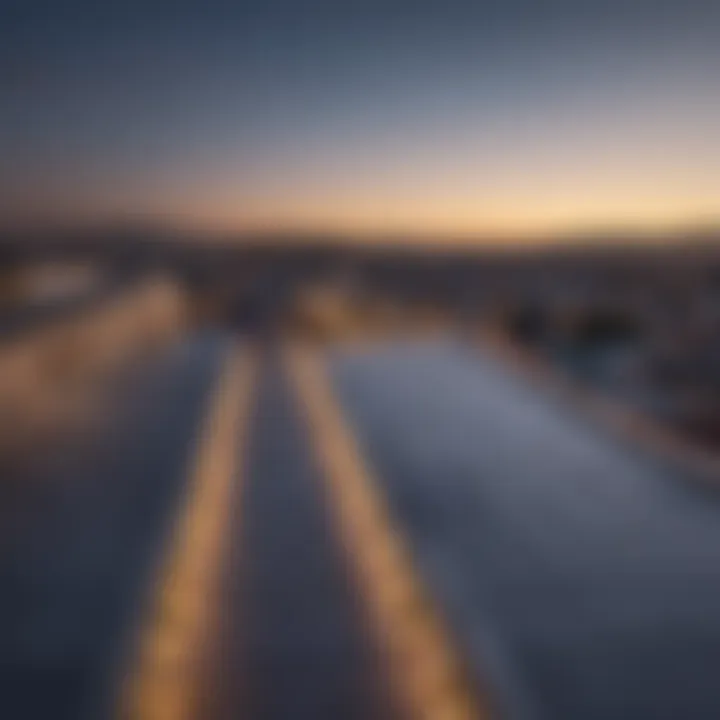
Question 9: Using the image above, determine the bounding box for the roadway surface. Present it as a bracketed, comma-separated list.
[330, 339, 720, 720]
[0, 333, 226, 720]
[3, 334, 720, 719]
[223, 357, 394, 720]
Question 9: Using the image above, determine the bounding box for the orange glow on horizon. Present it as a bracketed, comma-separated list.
[137, 187, 720, 244]
[4, 199, 719, 245]
[4, 145, 718, 244]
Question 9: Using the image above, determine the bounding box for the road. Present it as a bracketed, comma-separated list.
[0, 333, 226, 720]
[2, 335, 720, 719]
[230, 357, 394, 720]
[330, 339, 720, 720]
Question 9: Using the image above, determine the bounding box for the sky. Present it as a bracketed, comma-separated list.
[2, 0, 719, 239]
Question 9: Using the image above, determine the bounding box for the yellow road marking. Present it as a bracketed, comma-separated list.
[118, 345, 256, 720]
[287, 346, 489, 720]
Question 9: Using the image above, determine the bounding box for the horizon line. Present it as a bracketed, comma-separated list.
[1, 214, 719, 250]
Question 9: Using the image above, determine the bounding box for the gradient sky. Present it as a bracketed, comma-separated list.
[2, 0, 719, 238]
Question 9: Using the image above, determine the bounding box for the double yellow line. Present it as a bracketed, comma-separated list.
[119, 343, 487, 720]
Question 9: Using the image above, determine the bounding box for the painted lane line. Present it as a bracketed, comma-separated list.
[118, 345, 256, 720]
[287, 346, 490, 720]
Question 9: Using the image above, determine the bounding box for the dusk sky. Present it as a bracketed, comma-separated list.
[2, 0, 719, 239]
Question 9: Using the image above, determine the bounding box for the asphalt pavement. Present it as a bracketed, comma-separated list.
[4, 335, 720, 720]
[0, 333, 227, 720]
[329, 338, 720, 720]
[220, 357, 393, 719]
